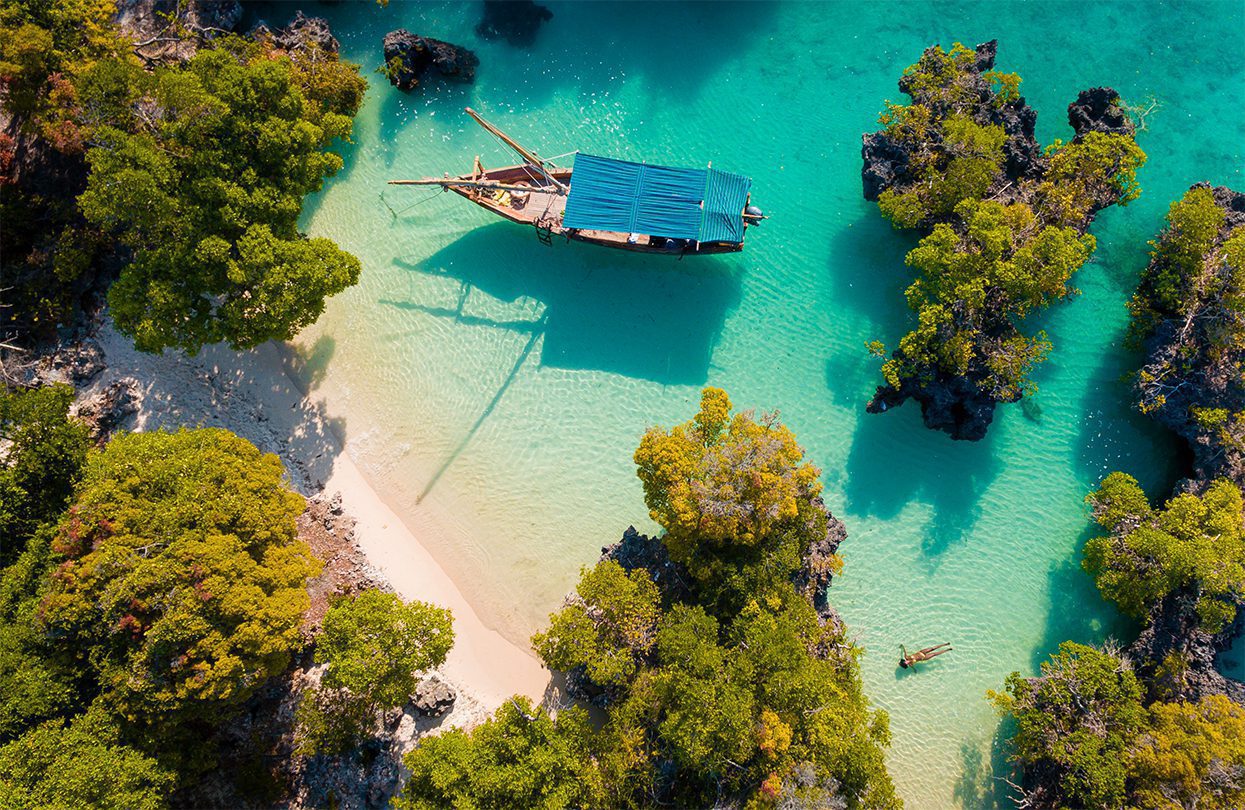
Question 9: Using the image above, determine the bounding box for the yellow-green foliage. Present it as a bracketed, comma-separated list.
[884, 199, 1093, 398]
[1131, 186, 1241, 329]
[36, 428, 318, 724]
[1130, 695, 1245, 810]
[995, 645, 1245, 810]
[0, 0, 130, 134]
[532, 560, 660, 689]
[465, 391, 895, 808]
[634, 387, 822, 553]
[898, 42, 982, 111]
[1085, 473, 1245, 632]
[0, 705, 174, 810]
[877, 115, 1007, 227]
[1037, 131, 1147, 226]
[395, 697, 606, 810]
[991, 643, 1147, 810]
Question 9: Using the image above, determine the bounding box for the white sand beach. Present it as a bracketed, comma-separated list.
[85, 317, 550, 714]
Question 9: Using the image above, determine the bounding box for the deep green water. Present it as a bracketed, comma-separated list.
[277, 2, 1245, 806]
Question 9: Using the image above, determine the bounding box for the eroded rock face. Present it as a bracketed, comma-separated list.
[251, 10, 339, 55]
[475, 0, 553, 47]
[867, 369, 998, 442]
[71, 377, 141, 444]
[411, 674, 457, 717]
[114, 0, 242, 64]
[1068, 86, 1134, 137]
[382, 30, 478, 91]
[1125, 590, 1245, 706]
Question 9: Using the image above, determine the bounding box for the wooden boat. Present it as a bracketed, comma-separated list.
[388, 108, 764, 255]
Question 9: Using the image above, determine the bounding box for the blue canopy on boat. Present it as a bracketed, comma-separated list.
[561, 153, 752, 244]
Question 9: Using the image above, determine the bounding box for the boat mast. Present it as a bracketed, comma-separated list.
[464, 107, 568, 194]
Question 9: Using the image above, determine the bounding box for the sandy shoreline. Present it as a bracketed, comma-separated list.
[85, 317, 550, 715]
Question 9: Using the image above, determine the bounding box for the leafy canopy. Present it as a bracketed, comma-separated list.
[316, 589, 454, 708]
[1085, 473, 1245, 632]
[0, 705, 174, 810]
[77, 41, 365, 353]
[634, 387, 824, 572]
[1129, 694, 1245, 810]
[869, 42, 1146, 409]
[36, 428, 318, 724]
[396, 697, 605, 810]
[0, 384, 91, 566]
[532, 559, 660, 690]
[995, 645, 1245, 810]
[526, 389, 894, 809]
[991, 642, 1147, 810]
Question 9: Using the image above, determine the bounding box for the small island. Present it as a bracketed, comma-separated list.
[862, 40, 1146, 440]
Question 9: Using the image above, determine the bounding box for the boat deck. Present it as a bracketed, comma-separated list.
[443, 162, 744, 255]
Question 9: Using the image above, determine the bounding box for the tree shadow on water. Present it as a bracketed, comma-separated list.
[1029, 522, 1139, 673]
[953, 717, 1018, 810]
[389, 223, 743, 386]
[843, 404, 1002, 562]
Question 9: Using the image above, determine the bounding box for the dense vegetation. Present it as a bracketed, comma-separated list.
[0, 399, 322, 803]
[993, 186, 1245, 810]
[1130, 185, 1245, 482]
[1085, 472, 1245, 633]
[297, 589, 454, 754]
[992, 643, 1245, 810]
[0, 0, 365, 353]
[398, 389, 897, 809]
[863, 41, 1146, 437]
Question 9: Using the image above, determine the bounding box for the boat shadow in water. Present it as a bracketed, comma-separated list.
[387, 223, 743, 386]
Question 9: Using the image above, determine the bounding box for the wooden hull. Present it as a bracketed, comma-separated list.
[441, 164, 746, 255]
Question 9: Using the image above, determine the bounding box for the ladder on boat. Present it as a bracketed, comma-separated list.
[533, 220, 553, 246]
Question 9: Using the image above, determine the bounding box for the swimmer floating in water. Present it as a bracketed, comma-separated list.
[899, 643, 952, 669]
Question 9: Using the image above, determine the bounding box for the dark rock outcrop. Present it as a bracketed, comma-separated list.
[382, 30, 478, 91]
[475, 0, 553, 47]
[411, 674, 457, 717]
[601, 526, 693, 605]
[1124, 590, 1245, 706]
[72, 377, 141, 444]
[867, 370, 998, 442]
[790, 497, 849, 622]
[250, 10, 339, 55]
[1068, 87, 1134, 137]
[114, 0, 242, 64]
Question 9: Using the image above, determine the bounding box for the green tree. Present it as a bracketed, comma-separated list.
[991, 642, 1147, 810]
[298, 588, 453, 753]
[396, 697, 604, 810]
[532, 560, 660, 691]
[0, 384, 91, 566]
[1085, 473, 1245, 632]
[0, 705, 174, 810]
[318, 589, 454, 708]
[0, 527, 81, 740]
[77, 43, 364, 353]
[36, 428, 318, 726]
[633, 387, 828, 584]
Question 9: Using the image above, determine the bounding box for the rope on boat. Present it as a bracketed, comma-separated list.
[379, 186, 446, 219]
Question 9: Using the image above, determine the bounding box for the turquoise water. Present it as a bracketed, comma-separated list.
[283, 2, 1245, 806]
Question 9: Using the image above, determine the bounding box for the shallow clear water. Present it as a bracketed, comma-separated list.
[280, 1, 1245, 806]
